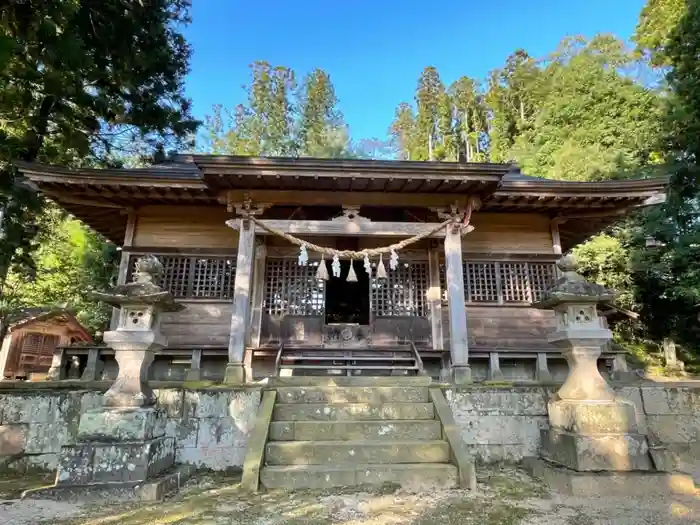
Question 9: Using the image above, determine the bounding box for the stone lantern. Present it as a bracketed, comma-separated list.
[25, 255, 191, 501]
[533, 255, 651, 473]
[92, 254, 185, 408]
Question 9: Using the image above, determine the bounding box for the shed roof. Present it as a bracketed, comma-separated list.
[8, 307, 93, 343]
[15, 155, 669, 248]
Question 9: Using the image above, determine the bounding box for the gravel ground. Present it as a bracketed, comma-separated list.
[1, 467, 698, 525]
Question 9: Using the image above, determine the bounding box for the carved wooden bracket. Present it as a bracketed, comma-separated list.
[226, 191, 271, 215]
[431, 196, 479, 235]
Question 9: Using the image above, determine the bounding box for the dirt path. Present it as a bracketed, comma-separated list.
[1, 467, 698, 525]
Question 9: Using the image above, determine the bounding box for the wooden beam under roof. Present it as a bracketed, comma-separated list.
[226, 218, 454, 238]
[222, 189, 474, 209]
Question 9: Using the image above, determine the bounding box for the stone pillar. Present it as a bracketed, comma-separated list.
[533, 255, 651, 473]
[225, 218, 256, 384]
[535, 352, 552, 382]
[487, 352, 504, 381]
[46, 346, 66, 381]
[444, 224, 470, 383]
[186, 348, 202, 381]
[27, 255, 192, 501]
[80, 347, 103, 381]
[662, 338, 684, 372]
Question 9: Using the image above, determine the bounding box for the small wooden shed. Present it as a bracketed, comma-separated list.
[0, 308, 93, 380]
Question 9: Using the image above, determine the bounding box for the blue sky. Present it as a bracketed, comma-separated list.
[183, 0, 647, 143]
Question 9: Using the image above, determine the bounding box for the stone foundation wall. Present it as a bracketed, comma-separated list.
[640, 386, 700, 480]
[446, 384, 700, 473]
[0, 387, 261, 472]
[1, 383, 698, 477]
[446, 387, 549, 463]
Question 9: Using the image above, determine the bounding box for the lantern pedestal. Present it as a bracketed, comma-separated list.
[23, 256, 193, 502]
[523, 256, 697, 497]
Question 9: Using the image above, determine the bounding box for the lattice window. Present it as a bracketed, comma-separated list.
[371, 262, 429, 317]
[500, 263, 530, 302]
[528, 263, 557, 302]
[465, 262, 500, 303]
[191, 258, 237, 299]
[264, 258, 325, 316]
[19, 333, 58, 370]
[439, 260, 556, 305]
[128, 255, 237, 299]
[22, 333, 46, 354]
[161, 257, 191, 297]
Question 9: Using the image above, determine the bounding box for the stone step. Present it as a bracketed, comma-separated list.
[272, 402, 435, 422]
[269, 419, 443, 441]
[275, 386, 430, 404]
[260, 463, 458, 490]
[266, 440, 450, 466]
[266, 376, 432, 387]
[278, 365, 419, 370]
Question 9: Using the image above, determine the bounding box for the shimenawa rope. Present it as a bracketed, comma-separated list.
[240, 213, 456, 258]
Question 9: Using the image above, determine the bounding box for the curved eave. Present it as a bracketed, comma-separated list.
[14, 160, 206, 187]
[183, 154, 514, 177]
[483, 176, 669, 213]
[15, 160, 669, 247]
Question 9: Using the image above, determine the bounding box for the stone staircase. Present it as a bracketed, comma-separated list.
[255, 377, 465, 490]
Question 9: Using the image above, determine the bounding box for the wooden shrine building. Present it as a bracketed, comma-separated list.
[16, 156, 668, 383]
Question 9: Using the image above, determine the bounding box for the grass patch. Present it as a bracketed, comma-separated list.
[0, 470, 54, 499]
[479, 467, 550, 500]
[415, 499, 533, 525]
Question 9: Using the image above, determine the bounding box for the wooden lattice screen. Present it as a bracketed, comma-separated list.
[440, 261, 556, 304]
[17, 333, 58, 371]
[128, 255, 237, 299]
[371, 262, 430, 317]
[264, 258, 325, 316]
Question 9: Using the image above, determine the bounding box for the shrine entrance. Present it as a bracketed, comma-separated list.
[324, 260, 370, 325]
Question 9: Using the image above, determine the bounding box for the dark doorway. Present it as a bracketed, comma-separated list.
[324, 260, 370, 325]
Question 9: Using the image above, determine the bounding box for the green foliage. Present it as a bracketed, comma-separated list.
[0, 0, 198, 336]
[625, 0, 700, 352]
[389, 103, 419, 160]
[510, 36, 662, 181]
[450, 76, 488, 162]
[202, 62, 355, 158]
[387, 9, 695, 356]
[4, 206, 118, 334]
[634, 0, 687, 66]
[573, 233, 635, 309]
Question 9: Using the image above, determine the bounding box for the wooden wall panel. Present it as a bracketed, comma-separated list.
[443, 306, 556, 351]
[132, 206, 239, 249]
[160, 301, 233, 347]
[464, 213, 553, 254]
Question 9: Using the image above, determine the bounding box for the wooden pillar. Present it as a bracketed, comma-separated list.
[248, 239, 267, 349]
[110, 212, 136, 330]
[550, 220, 563, 256]
[444, 225, 471, 383]
[224, 218, 256, 384]
[428, 246, 444, 351]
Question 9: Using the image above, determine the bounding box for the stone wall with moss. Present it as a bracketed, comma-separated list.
[446, 384, 700, 478]
[0, 386, 261, 473]
[1, 383, 698, 478]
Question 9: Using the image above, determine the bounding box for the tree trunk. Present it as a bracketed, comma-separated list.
[21, 95, 56, 161]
